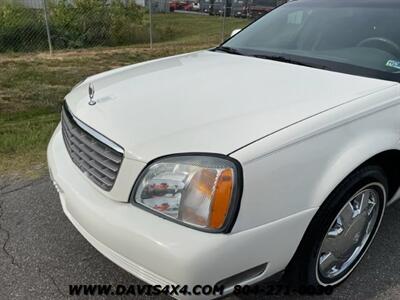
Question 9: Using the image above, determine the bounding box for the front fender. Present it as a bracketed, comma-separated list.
[312, 131, 400, 209]
[230, 85, 400, 233]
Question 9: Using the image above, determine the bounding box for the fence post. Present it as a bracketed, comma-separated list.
[221, 0, 227, 43]
[148, 0, 153, 49]
[42, 0, 53, 55]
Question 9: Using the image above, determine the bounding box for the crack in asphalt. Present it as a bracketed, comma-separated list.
[0, 179, 46, 266]
[0, 179, 45, 267]
[0, 183, 10, 192]
[38, 266, 65, 298]
[0, 178, 67, 298]
[80, 253, 97, 263]
[0, 196, 19, 268]
[0, 179, 46, 196]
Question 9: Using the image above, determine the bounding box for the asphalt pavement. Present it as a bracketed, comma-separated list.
[0, 177, 399, 299]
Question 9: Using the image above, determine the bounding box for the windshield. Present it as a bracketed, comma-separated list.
[222, 0, 400, 82]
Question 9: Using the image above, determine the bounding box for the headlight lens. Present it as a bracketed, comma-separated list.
[132, 155, 241, 232]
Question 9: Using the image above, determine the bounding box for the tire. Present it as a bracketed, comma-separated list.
[284, 165, 388, 288]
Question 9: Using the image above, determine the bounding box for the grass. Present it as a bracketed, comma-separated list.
[151, 13, 247, 45]
[0, 13, 249, 178]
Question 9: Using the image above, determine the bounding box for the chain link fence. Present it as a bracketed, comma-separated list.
[0, 0, 286, 54]
[0, 0, 150, 53]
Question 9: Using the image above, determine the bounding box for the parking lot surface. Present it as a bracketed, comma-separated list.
[0, 177, 399, 299]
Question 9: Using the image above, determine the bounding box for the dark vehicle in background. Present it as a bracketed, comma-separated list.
[248, 0, 276, 18]
[232, 0, 248, 18]
[209, 0, 225, 16]
[200, 0, 211, 13]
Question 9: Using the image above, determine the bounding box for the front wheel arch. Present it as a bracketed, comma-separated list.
[311, 146, 400, 210]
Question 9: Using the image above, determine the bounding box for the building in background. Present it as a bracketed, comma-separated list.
[13, 0, 45, 8]
[145, 0, 169, 12]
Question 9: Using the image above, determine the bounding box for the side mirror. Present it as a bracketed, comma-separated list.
[231, 29, 241, 37]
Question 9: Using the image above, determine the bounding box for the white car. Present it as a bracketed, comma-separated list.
[48, 0, 400, 297]
[192, 2, 200, 11]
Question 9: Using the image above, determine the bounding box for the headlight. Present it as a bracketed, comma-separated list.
[131, 154, 242, 232]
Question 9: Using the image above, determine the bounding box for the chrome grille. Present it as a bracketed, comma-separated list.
[61, 104, 124, 191]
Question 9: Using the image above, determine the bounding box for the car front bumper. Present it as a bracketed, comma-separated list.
[47, 124, 317, 298]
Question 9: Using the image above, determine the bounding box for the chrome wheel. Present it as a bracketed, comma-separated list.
[317, 183, 385, 284]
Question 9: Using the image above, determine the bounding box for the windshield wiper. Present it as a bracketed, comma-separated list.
[214, 48, 331, 71]
[252, 54, 327, 69]
[214, 46, 244, 56]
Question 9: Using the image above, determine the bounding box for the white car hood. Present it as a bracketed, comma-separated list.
[65, 50, 395, 162]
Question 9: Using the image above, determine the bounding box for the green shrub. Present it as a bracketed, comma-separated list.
[0, 3, 48, 52]
[50, 0, 147, 48]
[0, 0, 181, 52]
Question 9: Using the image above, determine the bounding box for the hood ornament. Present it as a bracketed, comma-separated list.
[88, 83, 96, 106]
